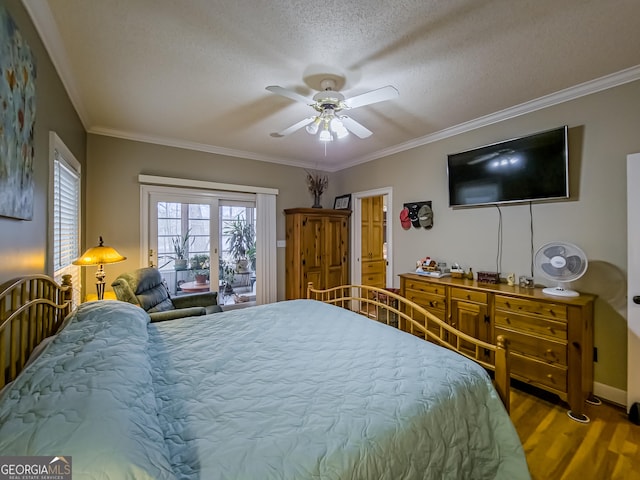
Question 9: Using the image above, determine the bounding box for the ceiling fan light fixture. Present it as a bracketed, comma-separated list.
[306, 117, 321, 134]
[330, 118, 349, 139]
[318, 124, 332, 142]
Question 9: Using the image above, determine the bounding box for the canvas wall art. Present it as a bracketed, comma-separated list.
[0, 5, 36, 220]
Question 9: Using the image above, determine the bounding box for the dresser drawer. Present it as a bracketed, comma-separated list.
[363, 272, 385, 287]
[362, 261, 385, 275]
[495, 311, 567, 341]
[495, 295, 567, 321]
[495, 326, 567, 366]
[403, 280, 446, 296]
[510, 354, 567, 393]
[450, 287, 487, 304]
[404, 289, 446, 311]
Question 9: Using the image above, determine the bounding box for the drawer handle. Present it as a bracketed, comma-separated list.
[547, 374, 554, 380]
[546, 349, 554, 354]
[466, 294, 471, 300]
[547, 326, 555, 334]
[505, 317, 511, 324]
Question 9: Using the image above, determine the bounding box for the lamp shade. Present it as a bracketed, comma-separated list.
[73, 237, 126, 266]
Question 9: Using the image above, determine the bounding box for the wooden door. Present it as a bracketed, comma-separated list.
[324, 215, 348, 289]
[302, 215, 324, 290]
[450, 299, 490, 361]
[361, 196, 386, 288]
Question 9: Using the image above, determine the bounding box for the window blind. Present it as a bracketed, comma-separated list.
[53, 148, 81, 305]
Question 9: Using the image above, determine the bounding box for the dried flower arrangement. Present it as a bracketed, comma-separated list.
[306, 171, 328, 208]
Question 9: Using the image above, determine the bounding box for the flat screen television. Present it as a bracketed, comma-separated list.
[447, 126, 569, 207]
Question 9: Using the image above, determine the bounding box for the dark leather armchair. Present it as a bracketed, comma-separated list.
[111, 267, 223, 322]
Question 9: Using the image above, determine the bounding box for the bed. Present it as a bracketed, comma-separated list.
[0, 275, 530, 479]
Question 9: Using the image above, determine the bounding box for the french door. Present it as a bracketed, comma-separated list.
[142, 185, 257, 301]
[148, 190, 220, 295]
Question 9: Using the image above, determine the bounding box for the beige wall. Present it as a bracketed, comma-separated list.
[0, 0, 86, 283]
[85, 134, 332, 301]
[334, 80, 640, 392]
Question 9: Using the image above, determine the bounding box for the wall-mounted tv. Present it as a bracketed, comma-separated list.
[447, 126, 569, 208]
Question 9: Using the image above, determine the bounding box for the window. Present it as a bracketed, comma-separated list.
[50, 133, 81, 306]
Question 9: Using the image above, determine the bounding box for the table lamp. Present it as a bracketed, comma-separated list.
[73, 236, 126, 300]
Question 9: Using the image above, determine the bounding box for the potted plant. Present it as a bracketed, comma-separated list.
[224, 217, 255, 273]
[190, 253, 209, 270]
[219, 259, 235, 294]
[306, 171, 328, 208]
[171, 230, 192, 270]
[190, 254, 209, 284]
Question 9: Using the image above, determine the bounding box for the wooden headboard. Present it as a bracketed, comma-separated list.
[307, 283, 511, 412]
[0, 275, 73, 389]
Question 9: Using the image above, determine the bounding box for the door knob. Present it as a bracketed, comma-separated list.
[634, 296, 640, 305]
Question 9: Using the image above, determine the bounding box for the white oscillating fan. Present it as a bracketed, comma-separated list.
[534, 242, 588, 297]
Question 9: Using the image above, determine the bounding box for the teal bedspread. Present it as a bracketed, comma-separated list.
[0, 299, 530, 479]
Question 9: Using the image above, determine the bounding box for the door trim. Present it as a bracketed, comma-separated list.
[351, 187, 394, 288]
[628, 152, 640, 410]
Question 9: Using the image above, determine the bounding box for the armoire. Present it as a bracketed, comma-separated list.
[284, 208, 350, 299]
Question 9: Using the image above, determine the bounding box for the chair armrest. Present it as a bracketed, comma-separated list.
[205, 304, 224, 314]
[149, 306, 206, 323]
[172, 292, 219, 309]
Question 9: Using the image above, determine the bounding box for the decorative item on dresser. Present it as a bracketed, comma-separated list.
[399, 272, 597, 423]
[284, 208, 350, 299]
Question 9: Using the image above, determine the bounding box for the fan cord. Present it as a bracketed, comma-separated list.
[529, 202, 534, 277]
[495, 205, 503, 274]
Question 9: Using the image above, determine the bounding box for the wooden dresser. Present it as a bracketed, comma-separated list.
[399, 272, 596, 420]
[285, 208, 350, 299]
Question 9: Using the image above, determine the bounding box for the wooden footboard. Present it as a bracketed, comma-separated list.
[307, 283, 511, 412]
[0, 275, 73, 389]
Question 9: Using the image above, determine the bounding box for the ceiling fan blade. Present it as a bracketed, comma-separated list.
[344, 85, 399, 109]
[266, 86, 312, 105]
[272, 117, 315, 137]
[341, 116, 373, 139]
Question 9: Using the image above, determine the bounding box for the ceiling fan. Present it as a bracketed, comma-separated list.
[266, 78, 399, 142]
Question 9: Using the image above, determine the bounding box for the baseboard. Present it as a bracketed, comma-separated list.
[594, 381, 627, 408]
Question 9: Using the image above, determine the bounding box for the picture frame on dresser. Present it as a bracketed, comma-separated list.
[333, 194, 351, 210]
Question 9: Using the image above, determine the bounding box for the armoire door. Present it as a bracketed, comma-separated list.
[324, 215, 348, 289]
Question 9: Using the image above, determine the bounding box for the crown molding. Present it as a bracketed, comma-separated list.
[340, 65, 640, 171]
[22, 0, 91, 129]
[89, 126, 318, 169]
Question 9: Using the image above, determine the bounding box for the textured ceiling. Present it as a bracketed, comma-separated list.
[24, 0, 640, 171]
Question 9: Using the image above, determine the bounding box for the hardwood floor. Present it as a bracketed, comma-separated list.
[510, 385, 640, 480]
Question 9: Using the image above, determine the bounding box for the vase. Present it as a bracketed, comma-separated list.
[312, 192, 322, 208]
